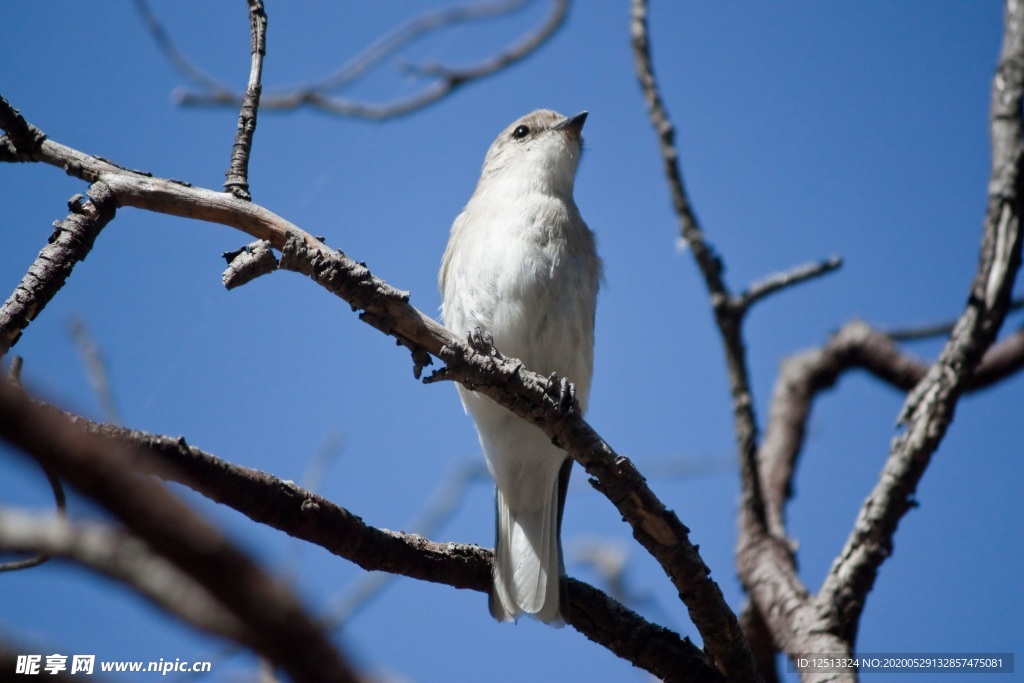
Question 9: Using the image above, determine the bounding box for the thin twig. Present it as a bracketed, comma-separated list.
[152, 0, 569, 120]
[224, 0, 267, 200]
[885, 296, 1024, 341]
[738, 256, 843, 311]
[131, 0, 235, 97]
[291, 0, 532, 93]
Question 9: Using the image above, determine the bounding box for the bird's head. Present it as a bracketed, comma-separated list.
[478, 109, 587, 198]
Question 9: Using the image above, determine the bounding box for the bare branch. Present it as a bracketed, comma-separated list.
[154, 0, 569, 120]
[0, 96, 45, 160]
[224, 0, 267, 200]
[885, 296, 1024, 341]
[567, 579, 723, 683]
[738, 317, 1024, 676]
[631, 0, 772, 555]
[0, 381, 359, 683]
[71, 418, 718, 682]
[222, 239, 279, 289]
[0, 509, 247, 641]
[0, 356, 67, 574]
[970, 324, 1024, 388]
[0, 184, 117, 358]
[737, 256, 843, 311]
[819, 0, 1024, 640]
[306, 0, 534, 92]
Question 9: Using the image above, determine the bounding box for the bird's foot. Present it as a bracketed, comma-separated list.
[546, 373, 576, 415]
[467, 327, 495, 355]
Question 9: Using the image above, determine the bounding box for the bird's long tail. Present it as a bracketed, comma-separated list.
[489, 458, 572, 625]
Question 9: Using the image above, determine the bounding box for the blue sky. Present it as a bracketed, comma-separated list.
[1, 2, 1021, 681]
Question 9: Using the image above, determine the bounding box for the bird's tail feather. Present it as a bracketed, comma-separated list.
[490, 458, 571, 625]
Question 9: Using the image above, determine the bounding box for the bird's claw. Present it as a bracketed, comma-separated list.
[467, 327, 495, 355]
[546, 373, 576, 415]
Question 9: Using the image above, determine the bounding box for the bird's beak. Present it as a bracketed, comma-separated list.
[554, 111, 588, 139]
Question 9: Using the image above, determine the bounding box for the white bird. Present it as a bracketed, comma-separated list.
[439, 109, 602, 624]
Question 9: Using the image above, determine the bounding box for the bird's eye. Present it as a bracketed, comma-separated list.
[512, 125, 530, 140]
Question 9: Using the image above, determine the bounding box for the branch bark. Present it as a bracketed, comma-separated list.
[223, 0, 266, 200]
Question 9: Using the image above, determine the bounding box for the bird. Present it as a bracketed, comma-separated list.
[439, 109, 602, 624]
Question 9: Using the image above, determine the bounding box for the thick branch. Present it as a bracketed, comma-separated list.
[74, 418, 717, 682]
[735, 321, 1024, 681]
[0, 184, 116, 357]
[0, 381, 358, 683]
[280, 235, 749, 669]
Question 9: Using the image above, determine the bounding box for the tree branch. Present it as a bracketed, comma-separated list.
[71, 417, 717, 682]
[631, 1, 813, 678]
[223, 0, 266, 200]
[884, 296, 1024, 341]
[0, 381, 359, 683]
[737, 257, 843, 312]
[0, 184, 117, 357]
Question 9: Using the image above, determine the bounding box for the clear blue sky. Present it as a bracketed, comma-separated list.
[1, 2, 1021, 681]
